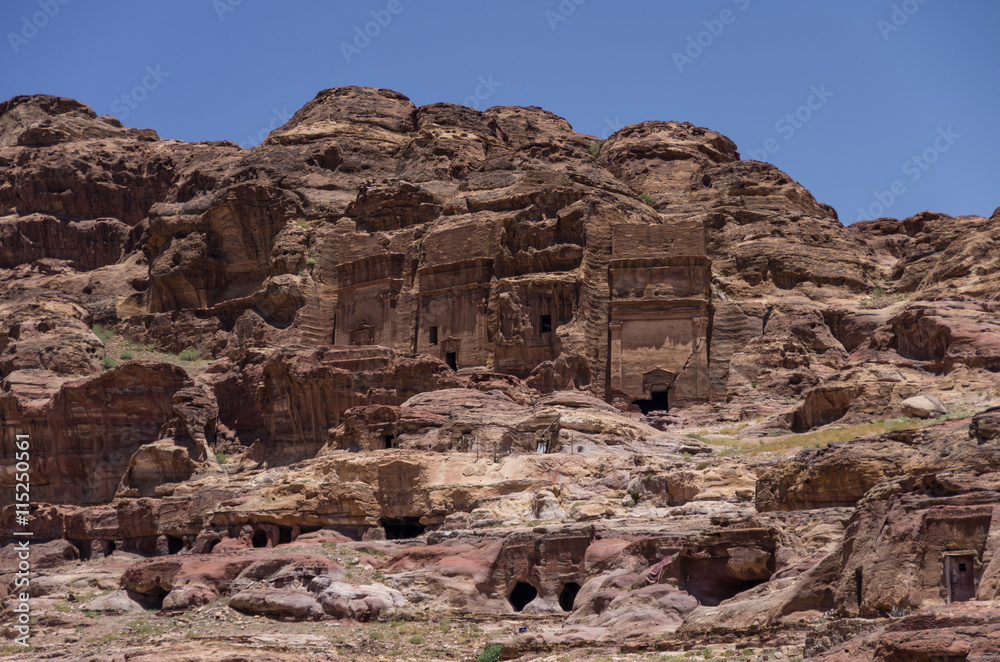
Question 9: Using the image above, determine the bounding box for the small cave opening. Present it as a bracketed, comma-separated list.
[679, 556, 772, 606]
[107, 540, 117, 555]
[167, 535, 185, 555]
[204, 538, 221, 554]
[559, 582, 581, 612]
[445, 351, 458, 370]
[380, 517, 426, 540]
[127, 588, 166, 610]
[633, 389, 669, 415]
[298, 524, 323, 535]
[70, 540, 91, 561]
[509, 581, 538, 612]
[278, 526, 294, 546]
[383, 434, 395, 449]
[251, 529, 269, 548]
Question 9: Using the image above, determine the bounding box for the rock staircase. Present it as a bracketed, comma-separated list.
[294, 285, 336, 345]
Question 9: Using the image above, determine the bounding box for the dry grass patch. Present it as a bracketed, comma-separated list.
[703, 416, 934, 456]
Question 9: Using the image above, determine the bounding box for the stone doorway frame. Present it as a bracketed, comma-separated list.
[944, 550, 977, 603]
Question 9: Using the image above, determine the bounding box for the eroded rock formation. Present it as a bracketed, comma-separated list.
[0, 87, 998, 661]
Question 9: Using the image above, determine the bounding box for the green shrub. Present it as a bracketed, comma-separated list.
[872, 287, 886, 297]
[640, 193, 655, 207]
[477, 645, 503, 662]
[100, 355, 116, 370]
[305, 257, 316, 267]
[215, 452, 229, 465]
[92, 324, 114, 343]
[178, 348, 200, 361]
[408, 635, 424, 644]
[119, 350, 133, 360]
[588, 142, 601, 157]
[294, 217, 309, 228]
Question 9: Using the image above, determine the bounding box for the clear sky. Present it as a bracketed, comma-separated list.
[3, 0, 997, 224]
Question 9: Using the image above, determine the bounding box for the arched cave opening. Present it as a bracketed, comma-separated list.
[127, 587, 166, 610]
[205, 538, 221, 554]
[508, 581, 538, 612]
[70, 540, 91, 561]
[633, 389, 669, 415]
[380, 517, 426, 540]
[559, 582, 581, 611]
[679, 556, 772, 606]
[251, 529, 269, 548]
[167, 535, 185, 555]
[278, 526, 294, 545]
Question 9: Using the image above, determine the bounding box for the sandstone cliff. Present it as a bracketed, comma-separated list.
[0, 88, 997, 662]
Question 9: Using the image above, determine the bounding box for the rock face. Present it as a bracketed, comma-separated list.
[0, 87, 998, 661]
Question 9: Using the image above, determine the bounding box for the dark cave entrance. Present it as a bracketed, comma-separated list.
[251, 529, 269, 548]
[445, 351, 458, 370]
[167, 535, 185, 555]
[508, 581, 538, 612]
[70, 540, 91, 561]
[383, 434, 395, 449]
[380, 517, 426, 540]
[559, 582, 581, 611]
[679, 555, 772, 606]
[278, 526, 294, 545]
[633, 389, 669, 415]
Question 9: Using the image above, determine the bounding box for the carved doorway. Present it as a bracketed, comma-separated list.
[946, 552, 976, 603]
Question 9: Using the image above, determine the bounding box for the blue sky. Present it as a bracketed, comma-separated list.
[3, 0, 997, 224]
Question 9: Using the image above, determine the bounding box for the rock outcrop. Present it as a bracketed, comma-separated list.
[0, 86, 997, 662]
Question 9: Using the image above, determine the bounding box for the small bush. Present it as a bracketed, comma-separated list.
[298, 268, 307, 276]
[178, 348, 200, 361]
[119, 350, 133, 360]
[872, 287, 886, 297]
[477, 645, 503, 662]
[294, 217, 309, 228]
[100, 355, 116, 370]
[92, 324, 114, 343]
[408, 635, 424, 644]
[439, 617, 451, 632]
[588, 142, 601, 157]
[640, 193, 656, 207]
[215, 452, 229, 465]
[305, 257, 317, 267]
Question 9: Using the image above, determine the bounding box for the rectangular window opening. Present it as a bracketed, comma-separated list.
[429, 326, 438, 345]
[540, 314, 552, 333]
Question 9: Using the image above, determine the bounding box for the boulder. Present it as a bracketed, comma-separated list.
[310, 577, 405, 620]
[82, 589, 145, 613]
[900, 395, 947, 419]
[229, 589, 325, 621]
[969, 406, 1000, 442]
[162, 583, 217, 610]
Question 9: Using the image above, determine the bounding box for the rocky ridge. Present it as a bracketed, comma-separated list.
[0, 87, 998, 661]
